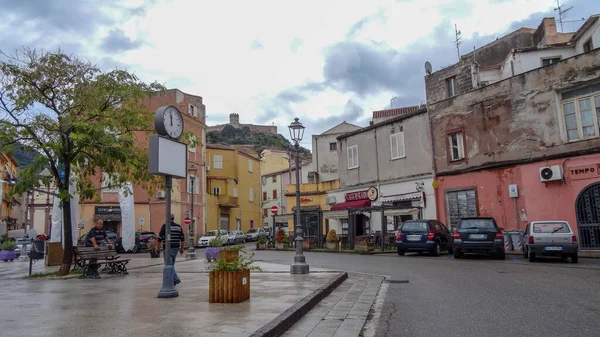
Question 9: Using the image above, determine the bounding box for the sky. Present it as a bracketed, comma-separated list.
[0, 0, 597, 147]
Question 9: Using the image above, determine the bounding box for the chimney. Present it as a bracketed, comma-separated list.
[535, 17, 558, 46]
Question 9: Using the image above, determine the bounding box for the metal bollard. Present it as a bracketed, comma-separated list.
[504, 232, 514, 251]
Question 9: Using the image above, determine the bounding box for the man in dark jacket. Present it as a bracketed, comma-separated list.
[86, 220, 113, 249]
[158, 214, 185, 285]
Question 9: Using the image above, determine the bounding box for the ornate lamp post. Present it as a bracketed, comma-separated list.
[288, 118, 309, 274]
[187, 164, 198, 258]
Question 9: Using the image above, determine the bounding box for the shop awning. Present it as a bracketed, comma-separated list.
[323, 210, 349, 219]
[330, 199, 371, 211]
[381, 192, 422, 203]
[384, 208, 419, 216]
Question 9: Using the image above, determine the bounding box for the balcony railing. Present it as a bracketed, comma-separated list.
[218, 195, 239, 207]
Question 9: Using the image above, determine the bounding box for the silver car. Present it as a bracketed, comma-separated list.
[245, 228, 266, 242]
[198, 230, 229, 247]
[522, 221, 578, 263]
[227, 230, 246, 245]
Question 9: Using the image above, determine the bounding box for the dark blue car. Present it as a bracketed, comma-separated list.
[396, 219, 453, 256]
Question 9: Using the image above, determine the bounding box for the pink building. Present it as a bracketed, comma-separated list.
[425, 16, 600, 250]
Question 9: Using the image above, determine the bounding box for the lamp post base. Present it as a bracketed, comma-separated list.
[290, 255, 310, 274]
[186, 246, 197, 260]
[157, 264, 179, 298]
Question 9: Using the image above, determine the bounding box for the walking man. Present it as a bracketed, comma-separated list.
[158, 214, 185, 285]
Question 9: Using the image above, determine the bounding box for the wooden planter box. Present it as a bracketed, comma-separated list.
[256, 242, 267, 250]
[275, 243, 290, 249]
[209, 269, 251, 303]
[303, 238, 316, 250]
[218, 250, 239, 262]
[325, 242, 338, 251]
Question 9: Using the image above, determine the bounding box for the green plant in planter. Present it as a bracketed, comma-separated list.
[1, 240, 17, 251]
[222, 244, 245, 252]
[207, 251, 261, 272]
[210, 235, 225, 247]
[275, 228, 290, 244]
[257, 236, 267, 244]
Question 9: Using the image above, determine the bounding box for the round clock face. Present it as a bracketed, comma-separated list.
[161, 106, 183, 139]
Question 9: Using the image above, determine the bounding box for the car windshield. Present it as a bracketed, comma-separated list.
[206, 230, 219, 236]
[533, 222, 570, 233]
[247, 229, 258, 233]
[459, 219, 496, 229]
[401, 222, 428, 232]
[107, 233, 117, 239]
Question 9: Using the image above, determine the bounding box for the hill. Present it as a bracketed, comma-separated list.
[5, 143, 39, 169]
[207, 125, 311, 156]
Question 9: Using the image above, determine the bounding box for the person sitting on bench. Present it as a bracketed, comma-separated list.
[86, 220, 113, 250]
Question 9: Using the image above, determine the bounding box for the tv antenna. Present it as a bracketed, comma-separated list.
[390, 96, 397, 109]
[454, 24, 462, 61]
[424, 61, 432, 75]
[554, 0, 573, 32]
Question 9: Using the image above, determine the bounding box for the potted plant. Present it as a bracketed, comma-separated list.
[219, 244, 244, 262]
[207, 250, 261, 303]
[303, 237, 316, 250]
[275, 228, 291, 249]
[256, 236, 267, 250]
[326, 229, 339, 250]
[0, 240, 17, 262]
[148, 237, 161, 258]
[205, 235, 224, 261]
[355, 236, 375, 252]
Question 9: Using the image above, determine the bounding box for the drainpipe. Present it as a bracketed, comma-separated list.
[510, 60, 515, 77]
[427, 103, 438, 223]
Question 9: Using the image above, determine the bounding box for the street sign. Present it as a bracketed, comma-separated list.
[78, 223, 84, 229]
[271, 205, 278, 215]
[185, 211, 190, 217]
[139, 218, 145, 224]
[184, 217, 191, 225]
[508, 184, 518, 198]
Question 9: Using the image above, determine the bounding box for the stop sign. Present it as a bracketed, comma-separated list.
[271, 206, 278, 215]
[184, 217, 191, 225]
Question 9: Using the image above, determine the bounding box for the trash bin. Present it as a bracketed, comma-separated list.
[32, 240, 46, 253]
[503, 232, 513, 251]
[509, 231, 524, 252]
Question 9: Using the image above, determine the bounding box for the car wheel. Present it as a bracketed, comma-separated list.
[528, 252, 536, 262]
[453, 249, 462, 259]
[571, 253, 578, 264]
[397, 248, 405, 256]
[431, 243, 440, 257]
[522, 247, 528, 258]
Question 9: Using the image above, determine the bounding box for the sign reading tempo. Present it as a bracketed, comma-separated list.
[568, 164, 600, 181]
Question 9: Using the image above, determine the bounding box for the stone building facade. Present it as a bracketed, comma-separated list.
[207, 113, 278, 135]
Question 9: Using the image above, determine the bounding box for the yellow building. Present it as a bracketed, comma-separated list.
[206, 144, 261, 232]
[260, 149, 290, 176]
[0, 153, 19, 230]
[284, 179, 340, 240]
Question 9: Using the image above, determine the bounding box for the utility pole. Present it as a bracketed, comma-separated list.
[454, 24, 462, 61]
[554, 0, 573, 33]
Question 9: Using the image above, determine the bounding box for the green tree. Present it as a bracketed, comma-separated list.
[0, 48, 164, 275]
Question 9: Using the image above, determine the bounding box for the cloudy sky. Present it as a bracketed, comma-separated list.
[0, 0, 596, 146]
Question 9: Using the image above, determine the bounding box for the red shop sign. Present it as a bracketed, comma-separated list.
[568, 164, 600, 180]
[345, 190, 368, 202]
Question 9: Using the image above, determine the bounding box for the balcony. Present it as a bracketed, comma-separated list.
[218, 195, 239, 208]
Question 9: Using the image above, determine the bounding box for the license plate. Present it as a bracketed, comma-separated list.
[469, 234, 487, 240]
[544, 246, 563, 251]
[407, 235, 422, 241]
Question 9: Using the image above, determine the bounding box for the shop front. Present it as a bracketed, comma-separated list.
[435, 154, 600, 250]
[93, 206, 121, 235]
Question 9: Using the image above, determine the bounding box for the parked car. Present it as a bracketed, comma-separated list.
[452, 217, 505, 259]
[263, 227, 272, 238]
[77, 231, 118, 247]
[14, 238, 32, 258]
[116, 231, 157, 253]
[198, 230, 229, 247]
[396, 220, 453, 256]
[227, 230, 246, 245]
[522, 221, 578, 263]
[245, 228, 266, 242]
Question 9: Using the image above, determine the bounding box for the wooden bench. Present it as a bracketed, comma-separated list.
[73, 246, 131, 279]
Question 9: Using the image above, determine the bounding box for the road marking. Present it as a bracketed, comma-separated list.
[510, 256, 522, 264]
[584, 258, 600, 267]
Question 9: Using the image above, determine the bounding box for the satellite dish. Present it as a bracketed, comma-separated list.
[425, 61, 432, 75]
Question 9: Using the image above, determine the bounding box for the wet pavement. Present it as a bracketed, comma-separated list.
[0, 255, 342, 337]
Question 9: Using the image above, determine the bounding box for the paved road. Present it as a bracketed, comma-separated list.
[252, 250, 600, 337]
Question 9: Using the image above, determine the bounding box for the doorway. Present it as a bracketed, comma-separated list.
[575, 182, 600, 250]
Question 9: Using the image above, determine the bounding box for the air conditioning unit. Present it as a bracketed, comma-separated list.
[326, 196, 337, 205]
[156, 191, 166, 199]
[539, 165, 563, 182]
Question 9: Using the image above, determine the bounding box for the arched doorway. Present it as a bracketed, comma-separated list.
[575, 182, 600, 250]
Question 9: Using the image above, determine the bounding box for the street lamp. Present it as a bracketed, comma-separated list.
[187, 165, 198, 259]
[288, 117, 309, 274]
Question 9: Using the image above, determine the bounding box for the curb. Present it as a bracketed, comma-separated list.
[250, 272, 349, 337]
[504, 250, 600, 259]
[265, 248, 396, 255]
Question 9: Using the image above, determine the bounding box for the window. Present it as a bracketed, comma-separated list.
[390, 132, 405, 159]
[212, 187, 221, 196]
[248, 160, 253, 172]
[446, 76, 457, 97]
[584, 39, 593, 52]
[101, 172, 120, 192]
[445, 189, 477, 228]
[250, 220, 254, 229]
[448, 132, 465, 161]
[541, 57, 561, 66]
[329, 142, 337, 151]
[263, 191, 267, 201]
[187, 175, 199, 194]
[189, 104, 198, 117]
[273, 189, 277, 199]
[561, 84, 600, 141]
[263, 209, 268, 217]
[347, 145, 358, 169]
[272, 175, 277, 183]
[232, 187, 238, 197]
[249, 188, 254, 202]
[213, 155, 223, 169]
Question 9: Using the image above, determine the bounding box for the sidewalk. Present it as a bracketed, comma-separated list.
[281, 273, 385, 337]
[0, 256, 348, 337]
